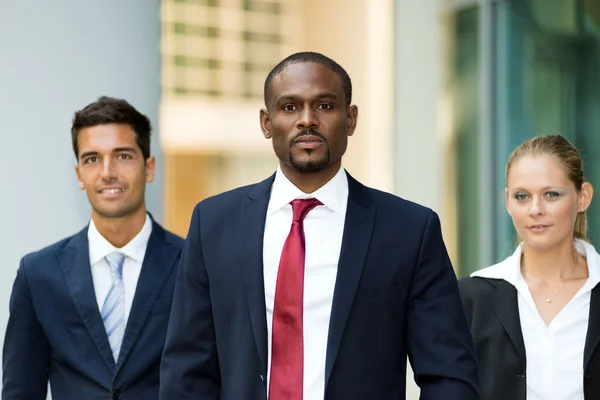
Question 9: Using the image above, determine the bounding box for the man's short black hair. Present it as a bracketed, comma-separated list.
[71, 96, 152, 159]
[263, 51, 352, 107]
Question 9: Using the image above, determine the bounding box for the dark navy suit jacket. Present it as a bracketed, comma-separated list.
[2, 218, 183, 400]
[159, 172, 480, 400]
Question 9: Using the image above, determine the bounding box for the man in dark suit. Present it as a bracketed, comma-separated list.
[2, 96, 183, 400]
[159, 52, 480, 400]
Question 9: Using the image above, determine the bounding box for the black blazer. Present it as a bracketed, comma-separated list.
[459, 277, 600, 400]
[2, 217, 184, 400]
[160, 172, 480, 400]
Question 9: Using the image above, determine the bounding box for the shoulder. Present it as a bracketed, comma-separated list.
[196, 180, 267, 213]
[458, 276, 506, 320]
[346, 175, 442, 246]
[368, 187, 433, 217]
[355, 177, 435, 231]
[163, 229, 184, 247]
[154, 222, 185, 249]
[20, 229, 84, 273]
[459, 256, 515, 294]
[361, 185, 445, 247]
[458, 276, 500, 297]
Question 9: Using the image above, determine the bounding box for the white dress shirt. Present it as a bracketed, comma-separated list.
[264, 165, 348, 400]
[472, 239, 600, 400]
[87, 213, 152, 321]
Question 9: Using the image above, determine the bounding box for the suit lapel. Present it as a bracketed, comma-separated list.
[241, 175, 274, 376]
[584, 284, 600, 368]
[114, 221, 180, 374]
[325, 173, 375, 384]
[485, 280, 527, 366]
[58, 228, 116, 373]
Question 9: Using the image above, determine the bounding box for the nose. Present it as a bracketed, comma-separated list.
[296, 106, 319, 130]
[101, 158, 118, 182]
[528, 197, 545, 217]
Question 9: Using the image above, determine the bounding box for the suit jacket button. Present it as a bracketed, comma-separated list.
[586, 375, 594, 384]
[112, 391, 122, 400]
[516, 373, 525, 379]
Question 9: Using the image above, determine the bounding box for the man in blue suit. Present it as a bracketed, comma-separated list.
[2, 96, 183, 400]
[159, 52, 480, 400]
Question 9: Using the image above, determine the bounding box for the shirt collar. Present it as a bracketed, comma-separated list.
[471, 239, 600, 289]
[267, 165, 349, 215]
[87, 213, 153, 264]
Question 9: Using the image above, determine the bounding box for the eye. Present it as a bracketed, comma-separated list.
[318, 103, 333, 110]
[118, 153, 132, 160]
[545, 191, 561, 199]
[282, 104, 298, 112]
[84, 156, 99, 164]
[514, 193, 528, 201]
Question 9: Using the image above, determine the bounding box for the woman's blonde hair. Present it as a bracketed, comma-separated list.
[506, 134, 588, 241]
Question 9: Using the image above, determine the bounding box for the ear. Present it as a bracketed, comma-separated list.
[347, 105, 358, 137]
[260, 108, 272, 139]
[578, 181, 594, 213]
[145, 156, 156, 184]
[75, 165, 85, 190]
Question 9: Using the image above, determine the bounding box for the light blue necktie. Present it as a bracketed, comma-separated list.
[102, 252, 126, 362]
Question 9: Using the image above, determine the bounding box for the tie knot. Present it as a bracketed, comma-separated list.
[290, 198, 322, 222]
[105, 252, 126, 277]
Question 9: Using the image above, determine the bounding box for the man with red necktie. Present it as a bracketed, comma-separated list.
[159, 52, 480, 400]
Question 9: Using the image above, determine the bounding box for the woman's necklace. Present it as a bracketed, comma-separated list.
[523, 262, 578, 303]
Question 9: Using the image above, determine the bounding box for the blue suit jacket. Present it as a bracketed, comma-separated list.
[160, 173, 480, 400]
[3, 218, 183, 400]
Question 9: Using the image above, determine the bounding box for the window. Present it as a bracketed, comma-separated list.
[448, 5, 482, 276]
[161, 0, 299, 99]
[448, 0, 600, 275]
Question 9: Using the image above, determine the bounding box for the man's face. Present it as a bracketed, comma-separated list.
[75, 123, 155, 219]
[260, 62, 358, 174]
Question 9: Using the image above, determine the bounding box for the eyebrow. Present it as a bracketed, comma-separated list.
[274, 92, 339, 104]
[509, 186, 566, 192]
[79, 147, 138, 160]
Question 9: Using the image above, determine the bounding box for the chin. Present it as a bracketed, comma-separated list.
[289, 158, 329, 173]
[94, 209, 130, 219]
[92, 203, 138, 219]
[288, 148, 331, 172]
[292, 162, 329, 173]
[522, 235, 568, 253]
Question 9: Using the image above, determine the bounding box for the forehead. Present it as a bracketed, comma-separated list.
[78, 123, 138, 152]
[508, 154, 571, 188]
[270, 62, 344, 100]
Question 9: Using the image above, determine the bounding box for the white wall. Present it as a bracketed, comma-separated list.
[0, 0, 161, 389]
[394, 0, 445, 214]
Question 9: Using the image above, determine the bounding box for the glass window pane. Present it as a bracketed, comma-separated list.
[449, 6, 481, 276]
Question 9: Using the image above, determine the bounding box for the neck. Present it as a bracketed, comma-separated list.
[92, 206, 148, 248]
[521, 238, 581, 282]
[280, 160, 341, 193]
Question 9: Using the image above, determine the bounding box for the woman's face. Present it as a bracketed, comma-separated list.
[505, 154, 588, 252]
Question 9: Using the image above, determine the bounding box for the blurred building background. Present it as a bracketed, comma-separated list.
[1, 0, 599, 398]
[445, 0, 600, 278]
[159, 0, 396, 238]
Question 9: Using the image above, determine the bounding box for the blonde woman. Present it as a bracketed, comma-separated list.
[460, 135, 598, 400]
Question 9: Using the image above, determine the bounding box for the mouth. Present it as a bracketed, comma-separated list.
[294, 135, 324, 150]
[98, 187, 126, 199]
[528, 224, 551, 231]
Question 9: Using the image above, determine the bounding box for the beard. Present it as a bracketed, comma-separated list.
[288, 129, 331, 172]
[289, 148, 331, 172]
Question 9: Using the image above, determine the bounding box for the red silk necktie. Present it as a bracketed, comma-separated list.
[269, 198, 322, 400]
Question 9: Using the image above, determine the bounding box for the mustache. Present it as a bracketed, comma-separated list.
[291, 129, 327, 144]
